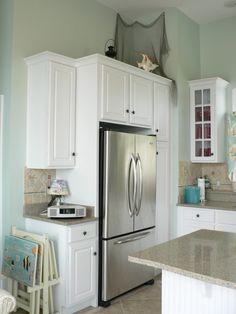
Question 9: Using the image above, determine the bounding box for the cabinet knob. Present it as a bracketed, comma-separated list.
[156, 129, 159, 133]
[196, 214, 200, 218]
[132, 110, 135, 114]
[211, 153, 214, 156]
[83, 231, 87, 236]
[72, 152, 76, 156]
[93, 252, 97, 256]
[156, 152, 159, 155]
[126, 109, 129, 113]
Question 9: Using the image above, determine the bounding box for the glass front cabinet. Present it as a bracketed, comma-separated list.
[189, 77, 229, 163]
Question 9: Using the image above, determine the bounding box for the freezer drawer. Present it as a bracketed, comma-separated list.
[101, 228, 155, 301]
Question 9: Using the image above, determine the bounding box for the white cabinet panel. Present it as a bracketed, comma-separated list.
[25, 53, 76, 168]
[49, 62, 76, 167]
[215, 210, 236, 225]
[101, 65, 129, 123]
[99, 64, 158, 129]
[182, 207, 214, 222]
[178, 206, 236, 237]
[181, 221, 214, 237]
[215, 224, 236, 233]
[130, 75, 153, 127]
[68, 239, 97, 306]
[154, 83, 170, 141]
[156, 141, 169, 244]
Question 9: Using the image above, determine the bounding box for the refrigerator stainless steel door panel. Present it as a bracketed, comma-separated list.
[134, 134, 156, 231]
[102, 131, 135, 239]
[102, 228, 155, 301]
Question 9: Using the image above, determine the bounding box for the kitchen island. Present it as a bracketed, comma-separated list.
[129, 229, 236, 314]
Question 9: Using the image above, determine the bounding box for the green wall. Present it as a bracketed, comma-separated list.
[0, 0, 14, 262]
[200, 16, 236, 111]
[1, 0, 116, 238]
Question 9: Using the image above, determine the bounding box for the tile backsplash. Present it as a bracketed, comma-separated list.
[24, 168, 56, 204]
[178, 161, 232, 202]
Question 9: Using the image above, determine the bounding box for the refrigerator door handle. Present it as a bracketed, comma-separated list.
[114, 231, 151, 244]
[135, 153, 143, 216]
[128, 154, 137, 217]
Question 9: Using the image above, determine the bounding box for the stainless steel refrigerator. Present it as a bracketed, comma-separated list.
[99, 129, 156, 306]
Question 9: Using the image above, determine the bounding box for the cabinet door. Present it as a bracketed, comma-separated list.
[49, 62, 76, 167]
[190, 84, 216, 163]
[154, 83, 170, 141]
[130, 75, 153, 127]
[156, 141, 169, 244]
[101, 65, 129, 123]
[215, 210, 236, 233]
[68, 239, 97, 306]
[180, 221, 214, 237]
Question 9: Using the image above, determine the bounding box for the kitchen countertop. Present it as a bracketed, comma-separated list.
[129, 229, 236, 290]
[24, 213, 98, 226]
[177, 200, 236, 211]
[23, 203, 98, 226]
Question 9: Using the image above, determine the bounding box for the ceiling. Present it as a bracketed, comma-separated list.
[96, 0, 236, 24]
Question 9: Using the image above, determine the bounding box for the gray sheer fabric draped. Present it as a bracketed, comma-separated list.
[115, 12, 169, 77]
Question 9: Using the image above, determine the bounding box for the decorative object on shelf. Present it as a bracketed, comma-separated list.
[104, 39, 117, 58]
[115, 12, 169, 77]
[47, 179, 69, 206]
[137, 53, 159, 72]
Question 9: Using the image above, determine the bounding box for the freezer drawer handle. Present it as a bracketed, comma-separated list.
[114, 231, 151, 245]
[128, 154, 137, 217]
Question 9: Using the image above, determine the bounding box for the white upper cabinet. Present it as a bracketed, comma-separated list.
[100, 64, 154, 128]
[101, 65, 129, 123]
[189, 77, 229, 163]
[25, 52, 76, 168]
[130, 75, 153, 127]
[154, 82, 170, 141]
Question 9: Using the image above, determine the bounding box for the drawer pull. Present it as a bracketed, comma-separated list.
[196, 214, 200, 218]
[93, 252, 97, 256]
[83, 231, 87, 236]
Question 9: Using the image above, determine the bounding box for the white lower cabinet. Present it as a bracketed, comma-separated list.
[68, 237, 97, 307]
[25, 218, 98, 314]
[177, 207, 214, 237]
[178, 206, 236, 237]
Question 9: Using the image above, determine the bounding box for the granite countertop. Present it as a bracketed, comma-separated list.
[23, 203, 98, 226]
[129, 229, 236, 290]
[177, 200, 236, 211]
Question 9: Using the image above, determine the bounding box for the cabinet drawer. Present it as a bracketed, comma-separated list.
[215, 210, 236, 225]
[182, 207, 214, 222]
[68, 222, 97, 243]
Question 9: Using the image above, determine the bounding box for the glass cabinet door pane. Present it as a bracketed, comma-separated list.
[203, 106, 211, 121]
[203, 89, 210, 104]
[195, 90, 202, 105]
[195, 125, 202, 139]
[204, 123, 211, 139]
[203, 141, 211, 156]
[195, 142, 202, 157]
[195, 107, 202, 122]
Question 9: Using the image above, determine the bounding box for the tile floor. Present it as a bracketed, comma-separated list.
[14, 276, 161, 314]
[75, 276, 161, 314]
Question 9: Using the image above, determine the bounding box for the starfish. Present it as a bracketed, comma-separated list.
[137, 54, 159, 72]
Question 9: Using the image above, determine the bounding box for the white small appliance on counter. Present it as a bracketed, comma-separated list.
[47, 204, 86, 218]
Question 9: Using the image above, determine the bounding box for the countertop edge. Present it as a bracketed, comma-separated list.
[128, 256, 236, 290]
[24, 214, 98, 226]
